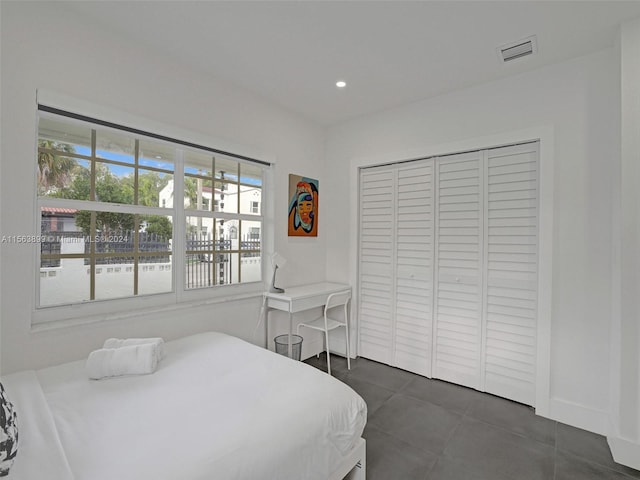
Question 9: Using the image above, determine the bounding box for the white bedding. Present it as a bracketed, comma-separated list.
[2, 332, 367, 480]
[1, 371, 75, 480]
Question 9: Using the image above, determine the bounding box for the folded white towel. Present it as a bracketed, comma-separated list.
[86, 344, 159, 380]
[103, 337, 165, 360]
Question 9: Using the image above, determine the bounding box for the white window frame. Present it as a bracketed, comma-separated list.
[32, 92, 274, 327]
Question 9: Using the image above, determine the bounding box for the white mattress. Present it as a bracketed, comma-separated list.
[2, 332, 367, 480]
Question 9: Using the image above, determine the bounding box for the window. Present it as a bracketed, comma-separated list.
[36, 107, 268, 319]
[251, 201, 260, 214]
[182, 149, 264, 288]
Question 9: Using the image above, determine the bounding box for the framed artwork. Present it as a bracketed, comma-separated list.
[288, 174, 319, 237]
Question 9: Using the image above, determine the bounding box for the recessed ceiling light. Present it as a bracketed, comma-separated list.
[336, 80, 347, 88]
[155, 155, 162, 159]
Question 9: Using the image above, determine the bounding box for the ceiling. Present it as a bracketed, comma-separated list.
[62, 1, 640, 126]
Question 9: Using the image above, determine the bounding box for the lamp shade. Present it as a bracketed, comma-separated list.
[271, 252, 287, 268]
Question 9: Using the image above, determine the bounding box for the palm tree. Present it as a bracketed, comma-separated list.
[184, 176, 199, 207]
[37, 139, 77, 194]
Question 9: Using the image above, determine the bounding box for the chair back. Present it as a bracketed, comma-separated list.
[324, 290, 351, 318]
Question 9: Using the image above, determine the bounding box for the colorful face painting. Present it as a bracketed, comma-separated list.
[288, 174, 319, 237]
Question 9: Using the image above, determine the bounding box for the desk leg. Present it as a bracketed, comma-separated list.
[288, 311, 293, 358]
[262, 295, 270, 350]
[265, 307, 270, 351]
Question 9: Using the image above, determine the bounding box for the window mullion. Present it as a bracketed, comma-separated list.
[174, 149, 186, 301]
[214, 155, 219, 285]
[89, 212, 97, 301]
[133, 215, 139, 296]
[90, 129, 96, 202]
[134, 139, 140, 205]
[236, 164, 241, 283]
[38, 197, 168, 216]
[133, 140, 140, 296]
[89, 130, 97, 301]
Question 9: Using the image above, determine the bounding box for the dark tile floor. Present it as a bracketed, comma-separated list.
[303, 354, 640, 480]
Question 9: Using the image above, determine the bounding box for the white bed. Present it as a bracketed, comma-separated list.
[1, 332, 367, 480]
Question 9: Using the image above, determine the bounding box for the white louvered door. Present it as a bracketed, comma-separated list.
[393, 161, 435, 376]
[358, 168, 395, 364]
[357, 141, 539, 406]
[432, 151, 484, 389]
[483, 143, 538, 405]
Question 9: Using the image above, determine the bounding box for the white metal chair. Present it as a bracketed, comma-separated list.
[297, 290, 351, 375]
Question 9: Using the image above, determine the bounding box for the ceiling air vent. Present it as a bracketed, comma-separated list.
[497, 35, 538, 63]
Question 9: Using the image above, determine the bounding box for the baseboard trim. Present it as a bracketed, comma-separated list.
[608, 436, 640, 470]
[547, 398, 609, 435]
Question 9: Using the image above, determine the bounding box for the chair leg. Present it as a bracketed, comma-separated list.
[345, 324, 351, 371]
[324, 331, 331, 375]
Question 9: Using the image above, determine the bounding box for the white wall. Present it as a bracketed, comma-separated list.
[608, 16, 640, 469]
[326, 48, 620, 433]
[0, 2, 327, 373]
[0, 2, 3, 375]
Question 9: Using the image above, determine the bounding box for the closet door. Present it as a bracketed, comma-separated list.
[358, 167, 395, 364]
[433, 151, 484, 389]
[483, 143, 538, 405]
[393, 160, 435, 376]
[357, 142, 539, 406]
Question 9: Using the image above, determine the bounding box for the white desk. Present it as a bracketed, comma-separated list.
[264, 282, 351, 358]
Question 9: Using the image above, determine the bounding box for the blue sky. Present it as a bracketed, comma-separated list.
[75, 146, 261, 186]
[76, 146, 172, 177]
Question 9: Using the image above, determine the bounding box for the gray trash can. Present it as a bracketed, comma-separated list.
[274, 334, 303, 361]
